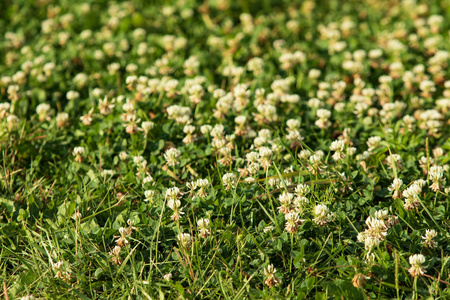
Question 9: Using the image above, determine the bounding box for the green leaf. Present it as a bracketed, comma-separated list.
[0, 197, 15, 215]
[305, 276, 315, 290]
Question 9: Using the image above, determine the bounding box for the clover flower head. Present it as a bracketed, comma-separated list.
[197, 218, 211, 238]
[408, 254, 426, 277]
[422, 229, 437, 249]
[314, 204, 331, 226]
[264, 264, 281, 288]
[222, 173, 237, 190]
[165, 187, 180, 200]
[177, 232, 192, 249]
[144, 190, 155, 202]
[164, 148, 181, 166]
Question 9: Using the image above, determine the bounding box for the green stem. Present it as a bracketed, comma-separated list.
[413, 276, 418, 300]
[290, 233, 294, 272]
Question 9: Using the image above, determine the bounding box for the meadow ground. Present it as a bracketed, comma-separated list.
[1, 0, 450, 299]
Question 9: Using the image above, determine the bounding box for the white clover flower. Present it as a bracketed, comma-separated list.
[247, 57, 264, 75]
[196, 178, 210, 197]
[186, 180, 197, 193]
[163, 273, 172, 281]
[141, 121, 154, 135]
[246, 151, 260, 163]
[316, 109, 331, 129]
[408, 254, 426, 277]
[72, 147, 85, 156]
[330, 140, 345, 161]
[386, 154, 402, 170]
[144, 190, 155, 202]
[211, 124, 225, 139]
[308, 69, 321, 80]
[197, 218, 210, 238]
[196, 178, 209, 188]
[278, 192, 294, 206]
[166, 105, 190, 124]
[298, 149, 311, 160]
[259, 147, 273, 158]
[184, 56, 200, 76]
[119, 151, 128, 161]
[374, 210, 388, 220]
[235, 115, 247, 125]
[418, 156, 434, 175]
[211, 138, 226, 152]
[414, 179, 427, 188]
[258, 147, 273, 170]
[429, 165, 445, 192]
[101, 169, 114, 177]
[188, 84, 204, 104]
[403, 183, 421, 210]
[126, 63, 138, 74]
[133, 156, 146, 165]
[267, 178, 279, 187]
[294, 194, 309, 209]
[248, 162, 260, 175]
[200, 125, 212, 135]
[280, 94, 300, 104]
[165, 187, 180, 200]
[92, 88, 104, 98]
[422, 229, 437, 249]
[72, 147, 85, 162]
[357, 212, 393, 253]
[222, 173, 237, 191]
[365, 216, 386, 237]
[51, 260, 71, 280]
[307, 153, 326, 175]
[286, 119, 301, 131]
[284, 212, 299, 233]
[264, 264, 281, 288]
[167, 199, 183, 221]
[109, 245, 122, 265]
[264, 225, 274, 233]
[143, 175, 154, 185]
[36, 103, 51, 121]
[253, 136, 266, 148]
[308, 98, 323, 109]
[0, 102, 11, 118]
[164, 148, 181, 167]
[313, 204, 330, 226]
[167, 199, 181, 210]
[51, 260, 64, 271]
[367, 136, 382, 151]
[388, 178, 403, 199]
[177, 232, 192, 249]
[433, 147, 445, 158]
[133, 156, 147, 173]
[56, 112, 69, 128]
[368, 49, 383, 59]
[363, 235, 377, 250]
[98, 97, 115, 115]
[183, 125, 195, 135]
[347, 147, 357, 156]
[183, 125, 196, 144]
[294, 184, 310, 197]
[255, 104, 278, 123]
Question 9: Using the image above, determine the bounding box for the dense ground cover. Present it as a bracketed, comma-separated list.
[1, 0, 450, 298]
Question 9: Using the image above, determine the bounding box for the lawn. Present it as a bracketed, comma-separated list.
[1, 0, 450, 299]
